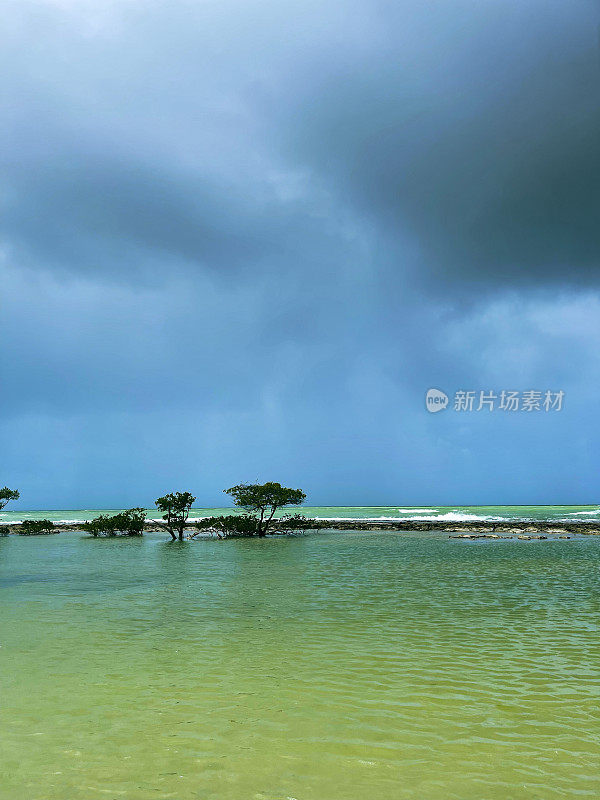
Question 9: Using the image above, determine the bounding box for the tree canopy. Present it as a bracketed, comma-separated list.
[155, 492, 196, 540]
[0, 487, 20, 511]
[224, 482, 306, 536]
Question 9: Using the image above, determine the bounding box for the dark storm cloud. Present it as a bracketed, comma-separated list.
[2, 0, 598, 290]
[1, 143, 347, 283]
[0, 0, 348, 285]
[273, 0, 600, 289]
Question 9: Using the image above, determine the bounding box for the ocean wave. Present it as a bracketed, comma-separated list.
[395, 512, 504, 522]
[397, 508, 439, 513]
[315, 512, 505, 522]
[317, 516, 405, 521]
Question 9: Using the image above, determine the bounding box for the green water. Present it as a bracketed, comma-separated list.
[1, 531, 599, 800]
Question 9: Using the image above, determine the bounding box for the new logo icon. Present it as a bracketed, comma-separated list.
[426, 388, 448, 413]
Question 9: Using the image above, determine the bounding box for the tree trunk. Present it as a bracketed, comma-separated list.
[166, 512, 176, 540]
[262, 506, 277, 536]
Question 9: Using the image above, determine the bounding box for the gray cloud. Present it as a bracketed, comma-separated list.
[2, 144, 344, 284]
[3, 1, 599, 290]
[273, 1, 600, 289]
[2, 0, 600, 507]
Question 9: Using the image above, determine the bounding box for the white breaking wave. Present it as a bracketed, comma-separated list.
[394, 512, 504, 522]
[316, 516, 403, 521]
[397, 508, 439, 513]
[315, 512, 504, 522]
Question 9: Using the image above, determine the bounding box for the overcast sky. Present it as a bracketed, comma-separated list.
[2, 0, 599, 509]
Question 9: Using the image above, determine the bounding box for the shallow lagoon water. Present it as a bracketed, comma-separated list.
[1, 530, 599, 800]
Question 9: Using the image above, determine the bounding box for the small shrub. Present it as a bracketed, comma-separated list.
[193, 514, 258, 538]
[113, 508, 146, 536]
[272, 514, 321, 533]
[19, 519, 57, 535]
[82, 509, 146, 537]
[81, 515, 119, 537]
[193, 513, 320, 538]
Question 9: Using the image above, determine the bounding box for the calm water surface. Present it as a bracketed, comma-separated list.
[1, 531, 599, 800]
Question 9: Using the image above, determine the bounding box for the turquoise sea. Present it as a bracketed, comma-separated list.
[2, 504, 600, 524]
[1, 527, 599, 800]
